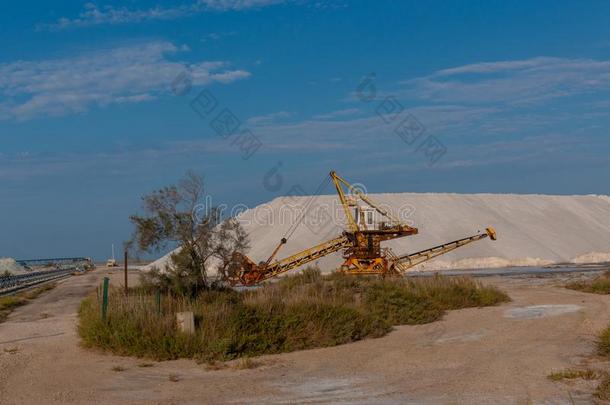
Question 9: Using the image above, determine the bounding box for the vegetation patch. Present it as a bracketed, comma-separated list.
[548, 369, 601, 381]
[549, 326, 610, 399]
[597, 374, 610, 401]
[0, 283, 56, 323]
[563, 270, 610, 399]
[233, 357, 261, 370]
[78, 269, 509, 362]
[566, 270, 610, 294]
[600, 325, 610, 357]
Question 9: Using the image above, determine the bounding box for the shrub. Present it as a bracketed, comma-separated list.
[0, 296, 27, 312]
[566, 270, 610, 294]
[78, 272, 509, 362]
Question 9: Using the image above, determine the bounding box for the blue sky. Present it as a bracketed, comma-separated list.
[1, 0, 610, 260]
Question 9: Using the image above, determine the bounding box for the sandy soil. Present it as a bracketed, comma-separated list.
[0, 268, 609, 404]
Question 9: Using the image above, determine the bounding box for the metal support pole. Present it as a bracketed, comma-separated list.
[124, 249, 128, 294]
[101, 277, 109, 320]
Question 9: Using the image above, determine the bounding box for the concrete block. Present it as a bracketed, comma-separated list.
[176, 311, 195, 334]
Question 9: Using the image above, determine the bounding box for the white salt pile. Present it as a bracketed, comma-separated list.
[0, 257, 27, 275]
[147, 193, 610, 274]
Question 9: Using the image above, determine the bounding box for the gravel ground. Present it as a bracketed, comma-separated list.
[0, 268, 608, 404]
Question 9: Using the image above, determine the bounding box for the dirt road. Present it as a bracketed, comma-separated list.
[0, 268, 608, 404]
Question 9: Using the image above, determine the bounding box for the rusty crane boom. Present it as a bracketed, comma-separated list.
[232, 171, 496, 286]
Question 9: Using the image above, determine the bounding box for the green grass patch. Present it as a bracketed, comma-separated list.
[0, 296, 27, 312]
[566, 270, 610, 294]
[0, 283, 56, 323]
[78, 269, 509, 362]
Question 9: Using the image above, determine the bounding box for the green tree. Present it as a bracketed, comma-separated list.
[130, 171, 249, 294]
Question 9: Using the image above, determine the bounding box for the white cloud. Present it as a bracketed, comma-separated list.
[246, 111, 293, 124]
[42, 1, 290, 30]
[313, 107, 360, 120]
[44, 3, 189, 30]
[403, 57, 610, 105]
[201, 31, 237, 42]
[0, 41, 250, 120]
[200, 0, 288, 11]
[223, 56, 610, 156]
[236, 104, 502, 151]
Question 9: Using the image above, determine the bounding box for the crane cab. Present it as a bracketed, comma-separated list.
[354, 206, 376, 229]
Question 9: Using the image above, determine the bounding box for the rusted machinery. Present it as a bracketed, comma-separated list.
[232, 171, 496, 286]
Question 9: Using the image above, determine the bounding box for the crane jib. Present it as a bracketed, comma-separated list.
[233, 170, 498, 285]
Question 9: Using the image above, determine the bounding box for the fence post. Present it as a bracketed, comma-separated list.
[124, 250, 128, 294]
[101, 277, 109, 320]
[156, 290, 161, 315]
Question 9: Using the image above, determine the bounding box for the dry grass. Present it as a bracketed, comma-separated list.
[203, 360, 226, 371]
[0, 283, 56, 323]
[549, 325, 610, 400]
[566, 270, 610, 295]
[600, 325, 610, 357]
[597, 375, 610, 401]
[0, 295, 27, 311]
[562, 273, 610, 401]
[233, 357, 261, 370]
[22, 282, 57, 299]
[78, 269, 509, 362]
[548, 369, 601, 381]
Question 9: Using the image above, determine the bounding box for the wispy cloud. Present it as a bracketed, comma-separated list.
[432, 134, 580, 170]
[229, 56, 610, 168]
[313, 107, 360, 120]
[245, 104, 499, 150]
[403, 57, 610, 105]
[201, 31, 237, 42]
[246, 111, 293, 124]
[201, 0, 289, 11]
[41, 1, 290, 30]
[0, 41, 250, 120]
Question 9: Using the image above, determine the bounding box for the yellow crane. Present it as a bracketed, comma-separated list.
[232, 170, 496, 286]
